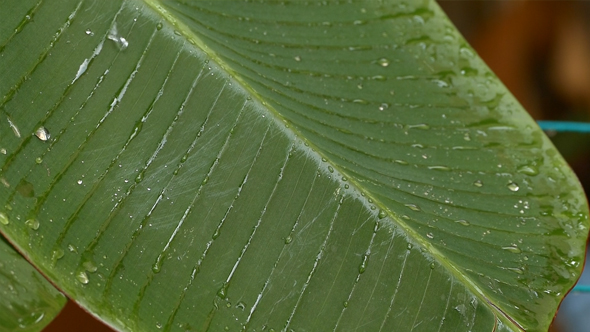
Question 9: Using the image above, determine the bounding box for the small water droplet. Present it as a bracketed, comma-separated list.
[426, 232, 434, 239]
[34, 127, 50, 141]
[473, 180, 483, 187]
[430, 262, 435, 269]
[284, 235, 293, 244]
[67, 244, 77, 253]
[404, 203, 421, 212]
[343, 301, 349, 308]
[35, 157, 43, 164]
[85, 29, 93, 36]
[328, 166, 334, 173]
[25, 219, 39, 230]
[0, 148, 6, 154]
[156, 22, 163, 30]
[294, 55, 301, 61]
[455, 219, 470, 226]
[394, 160, 409, 165]
[352, 99, 368, 104]
[507, 182, 520, 192]
[0, 212, 9, 225]
[378, 103, 389, 111]
[377, 58, 390, 67]
[135, 173, 143, 183]
[156, 322, 162, 329]
[378, 210, 387, 219]
[502, 245, 521, 254]
[407, 243, 413, 250]
[174, 30, 181, 36]
[76, 271, 89, 284]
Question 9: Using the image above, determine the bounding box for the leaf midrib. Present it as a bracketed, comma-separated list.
[134, 0, 523, 330]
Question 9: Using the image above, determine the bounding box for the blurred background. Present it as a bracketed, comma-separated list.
[42, 1, 590, 331]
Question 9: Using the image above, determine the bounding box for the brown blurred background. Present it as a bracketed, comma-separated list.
[43, 1, 590, 331]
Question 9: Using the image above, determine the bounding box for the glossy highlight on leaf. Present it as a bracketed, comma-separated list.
[0, 0, 588, 331]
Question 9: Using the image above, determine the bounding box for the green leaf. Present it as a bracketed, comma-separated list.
[0, 236, 66, 332]
[0, 0, 587, 331]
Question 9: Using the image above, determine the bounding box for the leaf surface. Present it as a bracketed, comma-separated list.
[0, 0, 587, 331]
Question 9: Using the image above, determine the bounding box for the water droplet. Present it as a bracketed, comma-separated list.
[473, 180, 483, 187]
[502, 245, 521, 254]
[67, 244, 77, 253]
[404, 203, 421, 212]
[455, 219, 470, 226]
[378, 210, 387, 219]
[328, 166, 334, 173]
[359, 255, 368, 274]
[426, 232, 434, 239]
[378, 103, 389, 111]
[236, 301, 246, 311]
[156, 22, 163, 30]
[85, 29, 93, 36]
[76, 271, 89, 284]
[25, 219, 39, 230]
[428, 166, 450, 171]
[83, 260, 97, 273]
[35, 157, 43, 164]
[407, 243, 413, 250]
[294, 55, 301, 61]
[406, 124, 430, 130]
[430, 262, 435, 269]
[156, 322, 162, 329]
[343, 301, 349, 308]
[377, 58, 390, 67]
[507, 182, 520, 192]
[0, 148, 6, 154]
[51, 248, 64, 261]
[507, 267, 524, 275]
[135, 172, 143, 183]
[352, 99, 368, 104]
[517, 165, 539, 176]
[394, 160, 409, 165]
[108, 23, 129, 50]
[0, 212, 9, 225]
[34, 127, 50, 141]
[217, 283, 229, 298]
[284, 235, 293, 244]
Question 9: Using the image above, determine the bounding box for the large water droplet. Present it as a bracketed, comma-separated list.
[473, 180, 483, 187]
[455, 219, 470, 226]
[0, 212, 8, 225]
[108, 23, 129, 50]
[51, 248, 64, 261]
[377, 58, 390, 67]
[34, 126, 50, 141]
[507, 182, 520, 192]
[76, 271, 89, 284]
[404, 203, 421, 212]
[502, 245, 522, 254]
[25, 219, 39, 230]
[359, 254, 368, 274]
[83, 260, 97, 273]
[517, 165, 539, 176]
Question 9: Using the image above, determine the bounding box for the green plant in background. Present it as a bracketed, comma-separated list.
[0, 0, 588, 331]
